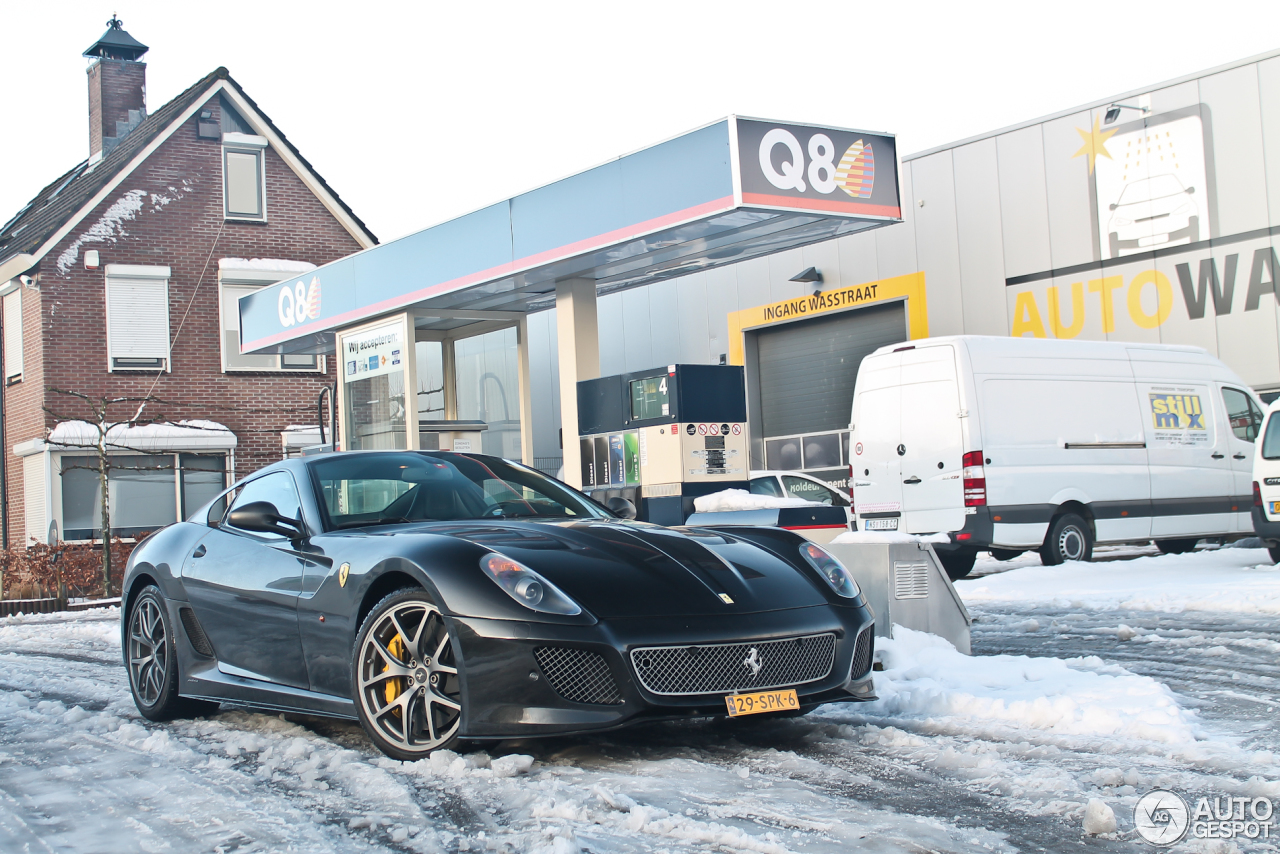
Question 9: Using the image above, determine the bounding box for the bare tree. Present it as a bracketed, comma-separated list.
[43, 389, 175, 597]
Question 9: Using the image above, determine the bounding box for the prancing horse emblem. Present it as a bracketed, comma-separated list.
[743, 647, 762, 677]
[338, 562, 350, 587]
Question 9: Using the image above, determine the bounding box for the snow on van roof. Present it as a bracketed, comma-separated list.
[870, 335, 1210, 359]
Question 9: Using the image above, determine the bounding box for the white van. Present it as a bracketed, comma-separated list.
[1251, 398, 1280, 564]
[849, 336, 1264, 579]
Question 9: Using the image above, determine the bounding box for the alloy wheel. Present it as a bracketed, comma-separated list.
[357, 600, 460, 753]
[128, 597, 169, 706]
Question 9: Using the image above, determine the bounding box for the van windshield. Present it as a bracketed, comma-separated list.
[1263, 414, 1280, 460]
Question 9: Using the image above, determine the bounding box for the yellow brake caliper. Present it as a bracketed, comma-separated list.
[384, 634, 406, 710]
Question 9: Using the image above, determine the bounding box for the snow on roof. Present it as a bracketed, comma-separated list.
[47, 419, 236, 451]
[218, 258, 317, 274]
[692, 489, 822, 513]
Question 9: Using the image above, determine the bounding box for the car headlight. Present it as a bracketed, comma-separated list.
[799, 543, 860, 599]
[480, 553, 582, 616]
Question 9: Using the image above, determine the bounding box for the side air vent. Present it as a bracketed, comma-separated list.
[534, 647, 623, 705]
[850, 628, 874, 680]
[179, 607, 215, 657]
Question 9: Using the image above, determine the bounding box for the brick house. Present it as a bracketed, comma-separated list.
[0, 18, 376, 549]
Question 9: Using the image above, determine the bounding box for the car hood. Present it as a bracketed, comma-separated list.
[413, 519, 828, 618]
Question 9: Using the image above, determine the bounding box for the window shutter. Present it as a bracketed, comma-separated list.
[3, 289, 22, 381]
[106, 274, 170, 367]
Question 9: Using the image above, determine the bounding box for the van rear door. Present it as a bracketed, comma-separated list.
[851, 346, 965, 534]
[898, 346, 965, 533]
[850, 355, 903, 527]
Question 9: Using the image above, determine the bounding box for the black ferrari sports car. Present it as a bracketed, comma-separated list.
[121, 451, 876, 759]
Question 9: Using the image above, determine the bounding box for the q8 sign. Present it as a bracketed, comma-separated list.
[734, 118, 901, 220]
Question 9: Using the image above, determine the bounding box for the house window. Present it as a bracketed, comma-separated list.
[60, 453, 227, 540]
[3, 287, 21, 383]
[218, 262, 322, 372]
[222, 133, 267, 221]
[104, 264, 170, 371]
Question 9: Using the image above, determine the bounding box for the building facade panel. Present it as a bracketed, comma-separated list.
[952, 139, 1008, 336]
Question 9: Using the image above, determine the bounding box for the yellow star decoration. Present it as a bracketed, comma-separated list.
[1072, 116, 1117, 173]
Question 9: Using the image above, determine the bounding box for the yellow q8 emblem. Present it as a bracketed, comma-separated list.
[338, 563, 350, 588]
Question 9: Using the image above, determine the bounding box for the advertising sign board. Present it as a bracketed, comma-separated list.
[342, 321, 405, 384]
[734, 118, 901, 219]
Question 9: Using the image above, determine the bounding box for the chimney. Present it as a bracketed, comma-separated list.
[84, 15, 149, 160]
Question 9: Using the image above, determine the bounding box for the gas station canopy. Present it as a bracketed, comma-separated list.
[238, 117, 902, 356]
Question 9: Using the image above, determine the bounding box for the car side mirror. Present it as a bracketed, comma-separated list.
[226, 501, 305, 539]
[606, 497, 637, 520]
[1186, 186, 1195, 194]
[1108, 203, 1118, 211]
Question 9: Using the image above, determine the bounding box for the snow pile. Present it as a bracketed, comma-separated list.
[218, 258, 318, 275]
[962, 547, 1280, 614]
[860, 626, 1199, 744]
[832, 531, 950, 545]
[48, 419, 234, 450]
[693, 489, 822, 513]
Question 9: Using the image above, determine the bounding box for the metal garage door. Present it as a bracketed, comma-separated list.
[756, 301, 906, 439]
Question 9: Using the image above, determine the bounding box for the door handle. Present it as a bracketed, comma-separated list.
[903, 476, 922, 484]
[1211, 453, 1225, 459]
[192, 544, 207, 558]
[1233, 453, 1247, 460]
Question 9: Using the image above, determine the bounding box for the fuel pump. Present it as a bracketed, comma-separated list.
[577, 365, 747, 524]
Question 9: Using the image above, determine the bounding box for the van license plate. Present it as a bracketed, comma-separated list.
[865, 518, 898, 530]
[1271, 501, 1280, 515]
[725, 689, 799, 717]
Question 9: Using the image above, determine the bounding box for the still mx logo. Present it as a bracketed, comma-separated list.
[1150, 393, 1205, 430]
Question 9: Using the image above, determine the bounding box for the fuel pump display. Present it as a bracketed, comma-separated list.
[578, 364, 747, 525]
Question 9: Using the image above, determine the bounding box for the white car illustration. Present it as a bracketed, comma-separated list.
[1107, 173, 1198, 257]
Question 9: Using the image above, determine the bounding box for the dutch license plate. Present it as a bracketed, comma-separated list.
[865, 518, 898, 530]
[724, 689, 799, 717]
[1271, 501, 1280, 515]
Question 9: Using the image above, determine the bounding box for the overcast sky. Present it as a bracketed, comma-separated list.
[3, 0, 1278, 243]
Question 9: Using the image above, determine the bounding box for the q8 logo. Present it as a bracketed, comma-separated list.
[758, 129, 874, 200]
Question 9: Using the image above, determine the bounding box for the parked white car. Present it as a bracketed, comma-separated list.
[849, 336, 1263, 579]
[749, 470, 853, 527]
[1251, 398, 1280, 564]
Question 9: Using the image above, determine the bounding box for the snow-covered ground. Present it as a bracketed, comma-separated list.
[2, 547, 1278, 852]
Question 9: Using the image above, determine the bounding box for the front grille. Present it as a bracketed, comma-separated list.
[630, 633, 836, 696]
[534, 647, 624, 705]
[850, 628, 874, 680]
[179, 607, 214, 657]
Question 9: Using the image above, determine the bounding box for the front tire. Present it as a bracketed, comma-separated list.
[1039, 513, 1092, 565]
[353, 589, 462, 760]
[127, 586, 216, 721]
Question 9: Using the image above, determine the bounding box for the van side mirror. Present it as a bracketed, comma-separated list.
[226, 501, 305, 539]
[606, 497, 637, 520]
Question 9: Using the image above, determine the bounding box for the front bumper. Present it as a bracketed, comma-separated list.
[1253, 506, 1280, 545]
[449, 603, 876, 739]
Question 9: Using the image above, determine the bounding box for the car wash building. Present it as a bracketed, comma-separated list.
[242, 49, 1280, 493]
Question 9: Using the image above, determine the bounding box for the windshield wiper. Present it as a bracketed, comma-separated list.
[333, 516, 417, 530]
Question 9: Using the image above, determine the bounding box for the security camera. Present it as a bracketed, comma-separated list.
[18, 275, 33, 287]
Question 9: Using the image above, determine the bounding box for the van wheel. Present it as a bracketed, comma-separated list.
[1039, 514, 1092, 565]
[938, 550, 976, 580]
[989, 549, 1024, 562]
[1156, 538, 1199, 555]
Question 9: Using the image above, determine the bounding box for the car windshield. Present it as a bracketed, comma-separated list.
[1117, 174, 1186, 204]
[309, 452, 607, 529]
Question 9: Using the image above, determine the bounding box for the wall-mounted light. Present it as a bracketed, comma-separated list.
[1103, 103, 1150, 125]
[85, 250, 100, 269]
[789, 267, 822, 284]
